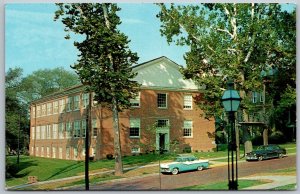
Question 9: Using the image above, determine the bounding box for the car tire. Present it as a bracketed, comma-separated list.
[258, 156, 263, 161]
[171, 168, 179, 175]
[278, 153, 283, 158]
[197, 166, 203, 171]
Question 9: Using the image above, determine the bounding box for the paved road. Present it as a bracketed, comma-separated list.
[79, 155, 296, 191]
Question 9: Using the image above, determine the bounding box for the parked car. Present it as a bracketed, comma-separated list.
[246, 144, 287, 161]
[160, 154, 209, 175]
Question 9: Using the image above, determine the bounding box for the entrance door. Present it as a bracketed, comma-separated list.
[159, 133, 166, 152]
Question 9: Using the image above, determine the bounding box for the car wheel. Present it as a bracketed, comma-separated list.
[197, 166, 203, 171]
[258, 156, 263, 161]
[278, 153, 283, 158]
[171, 168, 179, 175]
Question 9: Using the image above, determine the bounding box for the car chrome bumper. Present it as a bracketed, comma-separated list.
[160, 168, 171, 173]
[246, 156, 258, 160]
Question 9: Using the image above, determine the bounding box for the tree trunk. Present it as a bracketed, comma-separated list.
[263, 128, 268, 145]
[243, 126, 253, 154]
[235, 123, 240, 160]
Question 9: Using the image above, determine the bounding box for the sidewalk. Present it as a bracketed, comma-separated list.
[240, 175, 297, 190]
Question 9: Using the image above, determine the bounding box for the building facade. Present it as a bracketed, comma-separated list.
[29, 57, 216, 160]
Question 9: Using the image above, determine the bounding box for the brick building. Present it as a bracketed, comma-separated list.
[29, 56, 216, 160]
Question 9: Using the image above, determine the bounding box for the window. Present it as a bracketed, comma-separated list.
[59, 122, 64, 139]
[183, 95, 193, 109]
[52, 124, 58, 139]
[36, 147, 39, 156]
[59, 147, 63, 159]
[46, 124, 51, 139]
[130, 118, 140, 138]
[36, 126, 40, 139]
[73, 147, 78, 159]
[92, 119, 97, 137]
[130, 92, 140, 107]
[59, 99, 65, 113]
[252, 91, 258, 103]
[31, 127, 35, 140]
[66, 97, 73, 112]
[47, 102, 52, 115]
[41, 147, 44, 157]
[41, 104, 46, 116]
[82, 93, 89, 109]
[156, 119, 169, 128]
[36, 106, 41, 117]
[32, 106, 36, 118]
[183, 120, 193, 137]
[41, 125, 46, 139]
[82, 120, 86, 138]
[74, 95, 80, 110]
[53, 101, 59, 114]
[46, 147, 50, 157]
[52, 147, 56, 158]
[74, 120, 80, 138]
[157, 93, 167, 108]
[131, 147, 140, 153]
[66, 122, 72, 138]
[66, 147, 70, 159]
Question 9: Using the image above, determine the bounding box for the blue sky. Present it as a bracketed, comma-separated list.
[5, 3, 189, 76]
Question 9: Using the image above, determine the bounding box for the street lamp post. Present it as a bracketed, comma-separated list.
[221, 80, 241, 190]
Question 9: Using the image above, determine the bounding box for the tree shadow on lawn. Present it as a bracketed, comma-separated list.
[44, 162, 83, 181]
[7, 159, 38, 179]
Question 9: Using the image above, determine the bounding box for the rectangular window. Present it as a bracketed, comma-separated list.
[46, 147, 50, 157]
[82, 93, 89, 109]
[53, 101, 59, 114]
[92, 119, 97, 137]
[36, 106, 41, 117]
[59, 122, 64, 139]
[66, 97, 73, 112]
[82, 120, 86, 138]
[130, 92, 140, 107]
[130, 118, 140, 138]
[46, 124, 51, 139]
[41, 147, 44, 157]
[41, 125, 46, 139]
[31, 127, 35, 140]
[41, 104, 46, 116]
[36, 147, 39, 156]
[74, 120, 80, 138]
[59, 99, 65, 113]
[131, 147, 140, 153]
[66, 147, 70, 159]
[66, 122, 72, 138]
[157, 93, 167, 108]
[73, 147, 78, 159]
[52, 147, 56, 158]
[156, 119, 169, 128]
[32, 106, 36, 118]
[74, 95, 80, 110]
[36, 126, 40, 139]
[183, 120, 193, 137]
[252, 91, 258, 103]
[47, 102, 52, 115]
[59, 147, 63, 159]
[52, 124, 58, 139]
[183, 95, 193, 109]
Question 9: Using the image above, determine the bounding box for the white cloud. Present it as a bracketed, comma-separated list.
[122, 18, 145, 24]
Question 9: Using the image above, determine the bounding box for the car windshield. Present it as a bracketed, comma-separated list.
[175, 158, 183, 162]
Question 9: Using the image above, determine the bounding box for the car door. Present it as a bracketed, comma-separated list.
[182, 158, 194, 171]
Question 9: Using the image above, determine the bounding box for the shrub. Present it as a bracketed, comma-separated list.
[183, 146, 192, 153]
[106, 154, 114, 160]
[269, 131, 287, 144]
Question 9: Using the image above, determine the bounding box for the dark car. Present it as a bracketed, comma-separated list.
[246, 144, 286, 161]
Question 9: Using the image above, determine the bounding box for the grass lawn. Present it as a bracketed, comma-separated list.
[271, 183, 297, 190]
[177, 180, 269, 190]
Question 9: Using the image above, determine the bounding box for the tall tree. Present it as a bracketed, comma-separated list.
[55, 3, 140, 175]
[157, 3, 296, 153]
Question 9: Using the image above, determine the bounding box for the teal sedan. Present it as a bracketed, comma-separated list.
[160, 155, 209, 175]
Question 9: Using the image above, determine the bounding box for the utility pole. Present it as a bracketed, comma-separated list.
[85, 92, 92, 190]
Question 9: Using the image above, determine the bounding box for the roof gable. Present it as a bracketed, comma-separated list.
[132, 56, 199, 90]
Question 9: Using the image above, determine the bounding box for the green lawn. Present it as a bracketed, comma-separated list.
[177, 180, 269, 190]
[271, 183, 297, 190]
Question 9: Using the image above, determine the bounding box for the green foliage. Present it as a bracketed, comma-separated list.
[157, 3, 296, 121]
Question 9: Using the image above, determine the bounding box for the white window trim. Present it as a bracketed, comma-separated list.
[129, 118, 140, 138]
[73, 120, 81, 138]
[183, 94, 193, 110]
[131, 147, 140, 154]
[157, 93, 168, 109]
[53, 101, 59, 114]
[73, 95, 80, 111]
[47, 102, 52, 116]
[130, 92, 141, 108]
[66, 97, 73, 112]
[183, 120, 193, 138]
